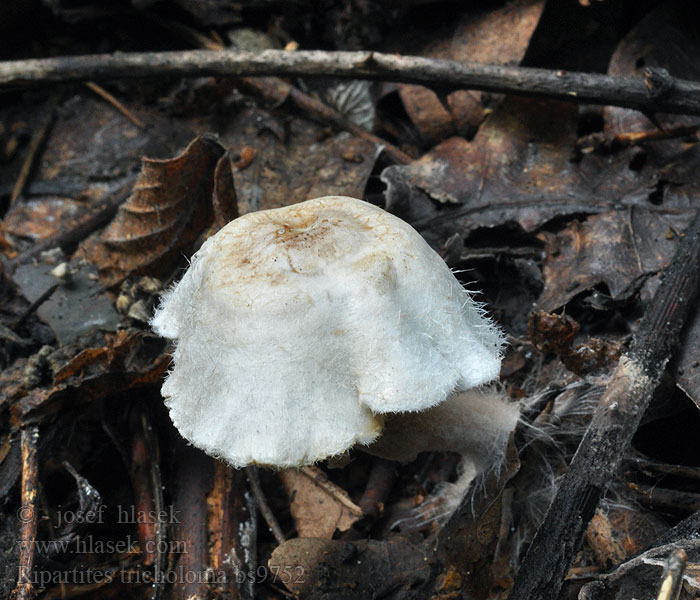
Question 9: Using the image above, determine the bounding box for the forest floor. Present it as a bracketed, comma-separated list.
[1, 1, 700, 599]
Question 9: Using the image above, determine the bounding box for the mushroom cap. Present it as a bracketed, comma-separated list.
[151, 196, 503, 468]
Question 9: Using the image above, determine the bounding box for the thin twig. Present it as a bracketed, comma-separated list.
[10, 96, 58, 206]
[84, 81, 145, 129]
[245, 466, 286, 545]
[299, 466, 363, 516]
[2, 50, 700, 116]
[576, 124, 699, 156]
[508, 207, 700, 600]
[154, 19, 412, 164]
[13, 426, 40, 600]
[142, 411, 165, 600]
[655, 549, 687, 600]
[240, 78, 413, 164]
[11, 283, 59, 330]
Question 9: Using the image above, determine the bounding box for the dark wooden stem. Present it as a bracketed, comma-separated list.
[14, 426, 40, 600]
[508, 208, 700, 600]
[2, 50, 700, 115]
[358, 458, 397, 519]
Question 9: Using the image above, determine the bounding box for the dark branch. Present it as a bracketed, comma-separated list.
[508, 207, 700, 600]
[2, 50, 700, 115]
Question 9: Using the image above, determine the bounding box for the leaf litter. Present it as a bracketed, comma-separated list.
[0, 1, 700, 599]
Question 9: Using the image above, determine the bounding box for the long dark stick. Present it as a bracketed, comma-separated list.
[2, 50, 700, 115]
[13, 426, 40, 600]
[508, 207, 700, 600]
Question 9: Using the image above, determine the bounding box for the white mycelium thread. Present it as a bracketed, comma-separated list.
[152, 196, 505, 468]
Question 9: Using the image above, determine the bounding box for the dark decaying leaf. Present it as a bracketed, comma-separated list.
[435, 440, 520, 598]
[221, 107, 381, 214]
[1, 330, 169, 426]
[382, 84, 700, 252]
[0, 95, 193, 206]
[269, 536, 433, 600]
[381, 97, 601, 244]
[676, 307, 700, 409]
[77, 135, 237, 287]
[605, 1, 700, 137]
[3, 197, 92, 243]
[392, 0, 544, 145]
[536, 209, 693, 312]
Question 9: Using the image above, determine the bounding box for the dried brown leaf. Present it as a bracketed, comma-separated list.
[381, 98, 600, 242]
[395, 0, 545, 144]
[383, 87, 699, 254]
[586, 510, 629, 569]
[5, 330, 169, 426]
[78, 134, 237, 287]
[279, 466, 362, 539]
[222, 107, 381, 214]
[536, 210, 693, 312]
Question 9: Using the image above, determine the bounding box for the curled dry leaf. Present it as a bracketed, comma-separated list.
[279, 467, 363, 539]
[78, 135, 237, 287]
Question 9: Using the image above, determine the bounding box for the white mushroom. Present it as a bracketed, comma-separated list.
[367, 387, 519, 525]
[151, 196, 506, 468]
[365, 388, 518, 468]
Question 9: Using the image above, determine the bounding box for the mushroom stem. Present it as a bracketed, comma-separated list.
[364, 388, 519, 469]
